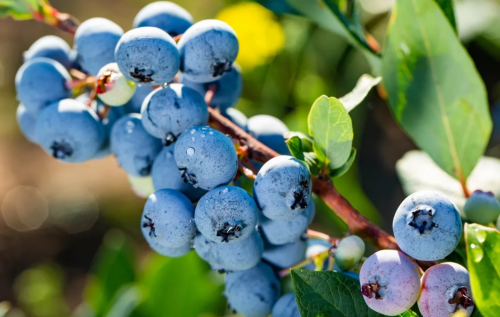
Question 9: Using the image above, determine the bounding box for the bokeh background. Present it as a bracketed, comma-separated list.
[0, 0, 500, 316]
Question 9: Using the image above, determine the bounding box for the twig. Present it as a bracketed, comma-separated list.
[205, 85, 217, 107]
[306, 229, 339, 245]
[238, 161, 257, 180]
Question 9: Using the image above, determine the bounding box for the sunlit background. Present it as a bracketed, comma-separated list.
[0, 0, 500, 315]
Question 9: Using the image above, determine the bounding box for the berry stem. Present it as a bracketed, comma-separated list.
[205, 85, 217, 107]
[173, 34, 183, 42]
[305, 229, 339, 245]
[238, 161, 257, 180]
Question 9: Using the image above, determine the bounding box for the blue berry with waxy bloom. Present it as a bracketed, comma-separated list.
[15, 58, 71, 114]
[24, 35, 73, 69]
[195, 185, 258, 243]
[247, 115, 290, 155]
[418, 262, 474, 317]
[110, 114, 163, 176]
[174, 126, 238, 190]
[178, 19, 239, 83]
[463, 189, 500, 225]
[181, 65, 243, 112]
[141, 84, 208, 144]
[74, 18, 123, 76]
[115, 27, 180, 85]
[151, 145, 206, 201]
[133, 1, 193, 37]
[393, 190, 462, 261]
[223, 108, 248, 131]
[16, 104, 38, 143]
[149, 240, 191, 258]
[262, 237, 307, 269]
[272, 292, 300, 317]
[259, 199, 315, 245]
[360, 250, 421, 316]
[334, 235, 365, 271]
[194, 230, 263, 271]
[224, 262, 281, 317]
[34, 99, 105, 163]
[124, 85, 153, 114]
[141, 189, 196, 248]
[253, 155, 312, 221]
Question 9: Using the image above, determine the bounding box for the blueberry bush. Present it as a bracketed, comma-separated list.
[1, 0, 500, 316]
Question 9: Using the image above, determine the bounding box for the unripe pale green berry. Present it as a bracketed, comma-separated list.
[127, 174, 154, 198]
[335, 235, 365, 271]
[464, 190, 500, 225]
[96, 63, 136, 106]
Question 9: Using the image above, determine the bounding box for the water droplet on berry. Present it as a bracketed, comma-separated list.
[126, 121, 135, 133]
[190, 129, 196, 134]
[191, 137, 195, 141]
[186, 147, 195, 156]
[201, 134, 205, 138]
[223, 188, 228, 193]
[209, 131, 214, 135]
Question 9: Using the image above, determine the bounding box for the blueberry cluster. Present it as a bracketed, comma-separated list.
[13, 2, 326, 316]
[360, 190, 475, 316]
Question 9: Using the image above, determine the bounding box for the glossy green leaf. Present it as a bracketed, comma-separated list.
[284, 0, 381, 73]
[339, 74, 381, 112]
[84, 230, 136, 317]
[0, 0, 41, 20]
[382, 0, 492, 181]
[435, 0, 457, 32]
[286, 135, 325, 176]
[329, 148, 356, 178]
[284, 131, 314, 152]
[465, 224, 500, 317]
[106, 286, 142, 317]
[308, 95, 353, 170]
[136, 252, 225, 317]
[291, 269, 418, 317]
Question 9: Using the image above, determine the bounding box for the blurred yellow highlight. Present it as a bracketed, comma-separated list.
[217, 2, 285, 70]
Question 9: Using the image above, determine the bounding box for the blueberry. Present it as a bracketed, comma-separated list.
[181, 65, 242, 112]
[149, 240, 191, 258]
[272, 292, 300, 317]
[253, 155, 312, 221]
[224, 262, 281, 317]
[334, 235, 365, 271]
[247, 115, 290, 155]
[195, 185, 258, 243]
[464, 190, 500, 225]
[23, 35, 73, 69]
[360, 250, 421, 316]
[393, 190, 462, 261]
[174, 126, 238, 190]
[141, 189, 196, 248]
[133, 1, 193, 37]
[16, 104, 38, 143]
[115, 27, 179, 85]
[151, 145, 206, 201]
[262, 237, 307, 269]
[418, 262, 474, 317]
[74, 18, 123, 76]
[34, 99, 105, 162]
[110, 114, 163, 176]
[223, 108, 248, 131]
[15, 58, 71, 114]
[259, 199, 315, 245]
[178, 20, 239, 83]
[194, 230, 263, 271]
[95, 63, 136, 106]
[124, 85, 154, 114]
[141, 84, 208, 143]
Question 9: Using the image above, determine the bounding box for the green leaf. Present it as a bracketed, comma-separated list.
[434, 0, 457, 32]
[382, 0, 492, 181]
[329, 148, 356, 178]
[84, 230, 136, 317]
[465, 224, 500, 317]
[286, 135, 325, 176]
[396, 150, 500, 215]
[106, 286, 142, 317]
[136, 252, 225, 317]
[308, 95, 353, 170]
[0, 0, 41, 20]
[291, 269, 418, 317]
[339, 74, 381, 112]
[284, 0, 381, 73]
[284, 131, 315, 152]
